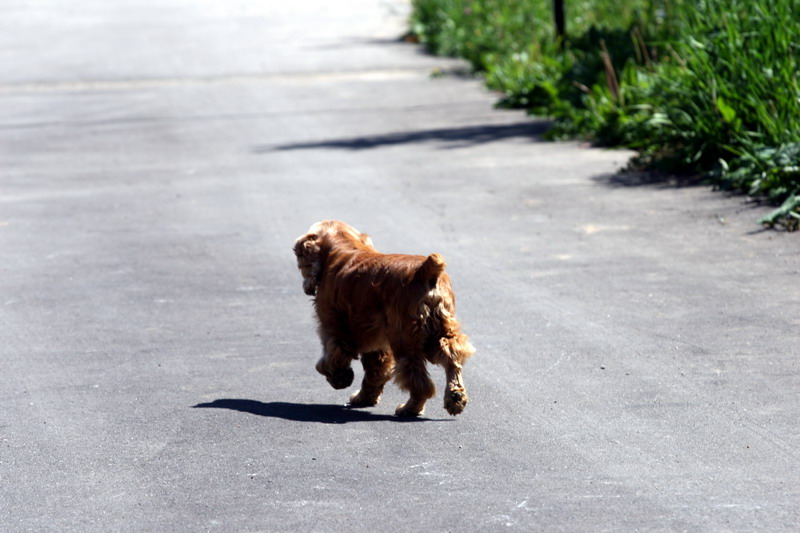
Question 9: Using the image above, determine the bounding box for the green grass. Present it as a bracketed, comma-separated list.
[411, 0, 800, 230]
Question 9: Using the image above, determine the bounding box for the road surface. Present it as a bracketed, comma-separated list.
[2, 1, 798, 531]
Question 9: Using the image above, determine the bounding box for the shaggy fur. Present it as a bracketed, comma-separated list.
[293, 220, 475, 417]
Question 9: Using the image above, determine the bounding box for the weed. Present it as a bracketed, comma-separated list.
[411, 0, 800, 229]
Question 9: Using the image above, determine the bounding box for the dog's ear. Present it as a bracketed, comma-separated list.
[293, 233, 323, 296]
[360, 233, 373, 248]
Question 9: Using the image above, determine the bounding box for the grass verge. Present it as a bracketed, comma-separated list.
[411, 0, 800, 230]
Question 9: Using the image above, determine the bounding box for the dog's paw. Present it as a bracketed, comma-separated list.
[327, 367, 354, 390]
[395, 402, 424, 417]
[444, 388, 468, 416]
[348, 389, 380, 408]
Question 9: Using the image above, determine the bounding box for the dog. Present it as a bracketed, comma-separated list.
[293, 220, 474, 417]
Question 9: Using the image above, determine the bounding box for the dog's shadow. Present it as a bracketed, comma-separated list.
[193, 399, 447, 424]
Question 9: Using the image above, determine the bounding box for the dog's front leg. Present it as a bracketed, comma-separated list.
[316, 336, 355, 390]
[349, 350, 394, 407]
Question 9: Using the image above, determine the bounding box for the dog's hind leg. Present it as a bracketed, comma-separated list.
[349, 350, 394, 407]
[393, 355, 436, 417]
[432, 334, 475, 416]
[442, 361, 468, 416]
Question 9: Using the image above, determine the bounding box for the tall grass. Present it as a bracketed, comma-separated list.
[411, 0, 800, 229]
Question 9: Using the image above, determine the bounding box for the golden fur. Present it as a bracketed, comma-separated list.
[293, 220, 475, 416]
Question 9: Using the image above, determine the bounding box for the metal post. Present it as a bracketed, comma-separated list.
[553, 0, 565, 48]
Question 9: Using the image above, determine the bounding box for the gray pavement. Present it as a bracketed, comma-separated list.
[1, 1, 799, 531]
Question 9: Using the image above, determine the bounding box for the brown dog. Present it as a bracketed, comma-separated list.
[293, 220, 474, 417]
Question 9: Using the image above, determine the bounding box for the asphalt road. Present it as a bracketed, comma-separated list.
[2, 1, 799, 532]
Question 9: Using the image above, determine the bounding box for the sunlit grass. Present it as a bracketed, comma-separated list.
[411, 0, 800, 229]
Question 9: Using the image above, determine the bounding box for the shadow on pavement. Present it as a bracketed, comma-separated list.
[193, 399, 443, 424]
[592, 170, 704, 189]
[259, 121, 550, 153]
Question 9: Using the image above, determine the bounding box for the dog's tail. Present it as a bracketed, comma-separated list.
[413, 253, 446, 290]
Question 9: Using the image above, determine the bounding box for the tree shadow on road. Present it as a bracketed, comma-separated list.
[257, 121, 550, 153]
[193, 399, 444, 424]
